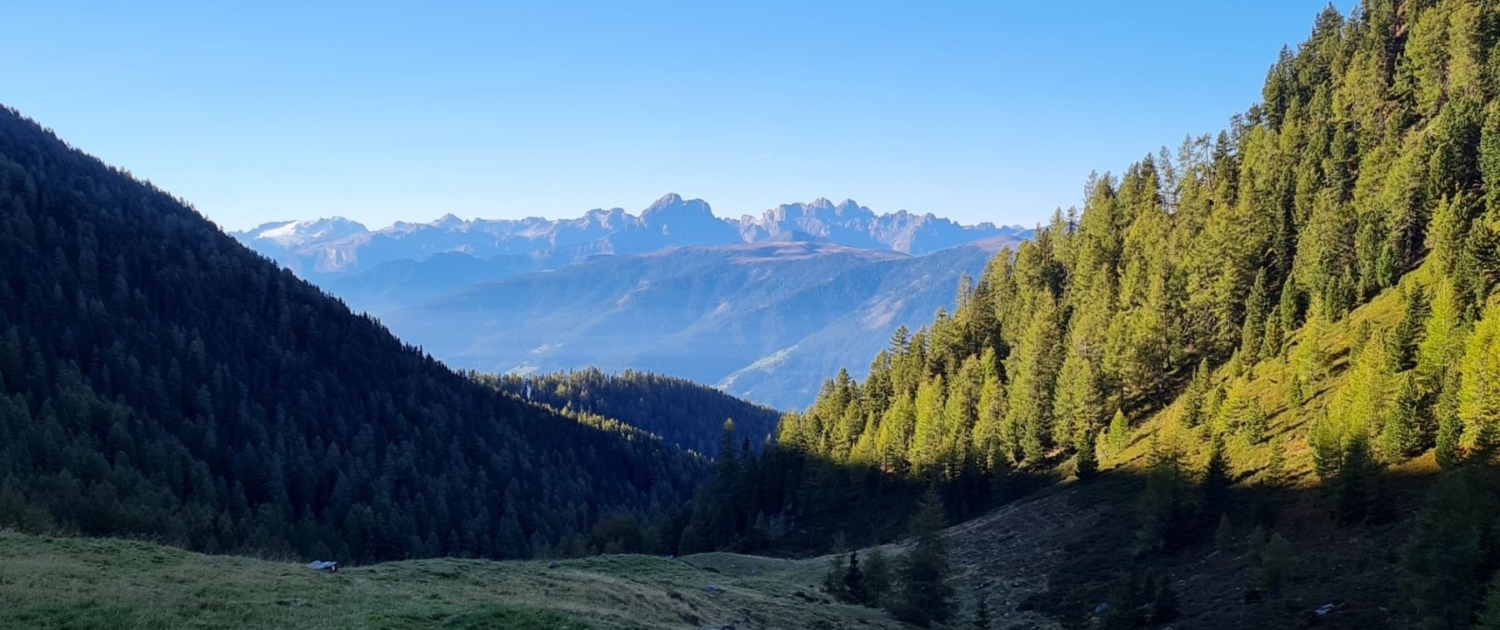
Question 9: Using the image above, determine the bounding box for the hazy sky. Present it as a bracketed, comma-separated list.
[2, 1, 1346, 230]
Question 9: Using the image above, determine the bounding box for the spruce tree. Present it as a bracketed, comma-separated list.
[1436, 368, 1466, 469]
[1387, 286, 1428, 372]
[1074, 427, 1099, 481]
[1180, 359, 1210, 428]
[896, 488, 954, 626]
[1257, 533, 1296, 594]
[843, 550, 866, 604]
[1137, 449, 1189, 554]
[1241, 400, 1269, 445]
[863, 546, 892, 607]
[1215, 513, 1234, 552]
[1382, 372, 1424, 460]
[1201, 434, 1232, 521]
[1241, 269, 1271, 364]
[1264, 442, 1291, 489]
[1333, 434, 1377, 524]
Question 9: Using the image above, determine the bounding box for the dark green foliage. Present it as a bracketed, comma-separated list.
[1200, 435, 1232, 521]
[1137, 450, 1196, 555]
[863, 546, 892, 607]
[1383, 372, 1425, 460]
[894, 488, 954, 627]
[1333, 434, 1380, 524]
[823, 551, 848, 599]
[482, 367, 782, 456]
[1215, 513, 1234, 552]
[1402, 468, 1500, 630]
[843, 550, 866, 604]
[1478, 574, 1500, 630]
[1074, 427, 1099, 481]
[1388, 286, 1428, 372]
[0, 106, 704, 563]
[1098, 584, 1143, 630]
[1256, 533, 1296, 594]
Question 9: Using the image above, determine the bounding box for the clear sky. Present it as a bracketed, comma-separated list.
[2, 1, 1347, 231]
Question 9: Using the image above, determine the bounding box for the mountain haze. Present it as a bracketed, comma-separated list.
[235, 197, 1030, 409]
[383, 238, 1006, 409]
[234, 193, 1031, 278]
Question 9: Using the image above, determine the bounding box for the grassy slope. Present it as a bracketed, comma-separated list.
[0, 532, 904, 630]
[1005, 265, 1444, 629]
[1111, 264, 1445, 485]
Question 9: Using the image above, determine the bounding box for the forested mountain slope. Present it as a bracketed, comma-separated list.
[0, 106, 705, 565]
[479, 368, 783, 456]
[675, 1, 1500, 627]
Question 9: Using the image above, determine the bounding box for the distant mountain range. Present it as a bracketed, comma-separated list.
[234, 193, 1031, 277]
[234, 195, 1031, 409]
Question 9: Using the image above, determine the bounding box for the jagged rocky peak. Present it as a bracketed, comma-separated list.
[640, 193, 715, 223]
[833, 199, 874, 219]
[431, 213, 467, 229]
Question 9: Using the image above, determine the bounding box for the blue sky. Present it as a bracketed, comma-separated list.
[2, 1, 1346, 230]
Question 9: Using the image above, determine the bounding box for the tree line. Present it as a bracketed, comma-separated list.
[477, 367, 781, 456]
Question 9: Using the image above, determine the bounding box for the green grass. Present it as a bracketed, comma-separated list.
[0, 532, 906, 630]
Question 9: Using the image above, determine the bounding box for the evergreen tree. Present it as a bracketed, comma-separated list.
[1333, 434, 1379, 524]
[823, 532, 850, 598]
[1006, 294, 1063, 464]
[895, 488, 954, 626]
[1241, 400, 1269, 445]
[1436, 369, 1466, 469]
[1074, 427, 1099, 481]
[1108, 409, 1129, 455]
[1137, 449, 1192, 554]
[1264, 442, 1291, 489]
[1459, 302, 1500, 452]
[1402, 470, 1489, 630]
[1387, 286, 1428, 372]
[1180, 359, 1210, 428]
[843, 550, 866, 604]
[1201, 434, 1232, 521]
[1383, 372, 1424, 460]
[1215, 513, 1234, 552]
[1257, 533, 1296, 594]
[863, 546, 892, 607]
[1416, 279, 1467, 393]
[1240, 268, 1272, 363]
